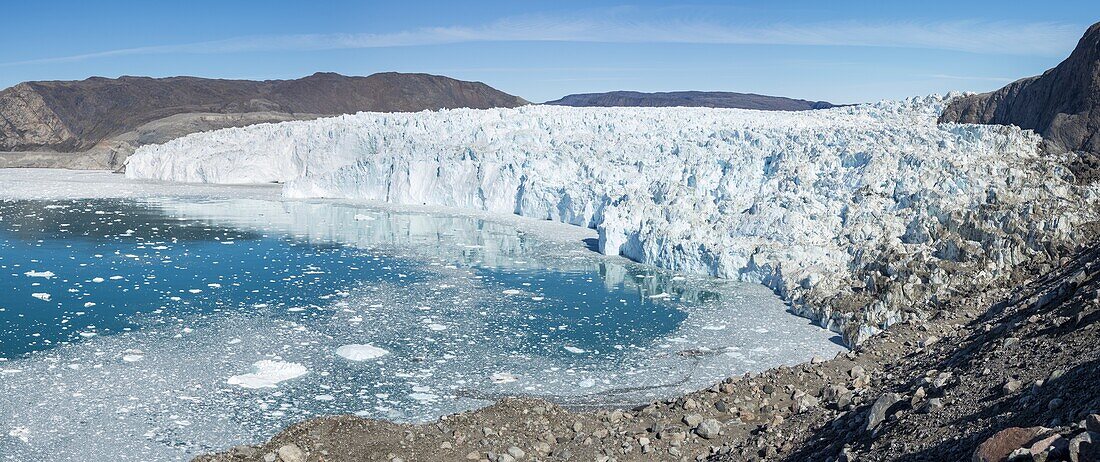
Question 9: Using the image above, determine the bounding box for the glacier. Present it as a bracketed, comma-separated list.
[127, 96, 1100, 344]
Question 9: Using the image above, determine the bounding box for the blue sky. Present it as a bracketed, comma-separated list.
[1, 1, 1097, 103]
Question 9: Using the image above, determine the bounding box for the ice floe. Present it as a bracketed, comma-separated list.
[335, 344, 389, 361]
[226, 360, 309, 389]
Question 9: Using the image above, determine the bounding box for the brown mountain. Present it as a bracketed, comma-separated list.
[0, 72, 528, 169]
[544, 90, 834, 110]
[939, 21, 1100, 162]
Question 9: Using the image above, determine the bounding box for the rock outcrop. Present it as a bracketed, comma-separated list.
[939, 21, 1100, 161]
[0, 72, 528, 169]
[544, 90, 833, 110]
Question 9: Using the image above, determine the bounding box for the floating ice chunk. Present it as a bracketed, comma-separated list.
[314, 394, 335, 401]
[490, 372, 517, 384]
[83, 302, 96, 308]
[427, 323, 447, 331]
[8, 426, 30, 443]
[702, 324, 727, 331]
[31, 293, 50, 301]
[23, 270, 55, 279]
[578, 378, 596, 388]
[501, 289, 522, 295]
[409, 392, 438, 402]
[91, 277, 105, 283]
[335, 344, 389, 361]
[187, 289, 203, 294]
[121, 349, 144, 363]
[563, 346, 586, 354]
[226, 360, 308, 389]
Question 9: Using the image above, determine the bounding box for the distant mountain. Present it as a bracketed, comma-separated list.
[939, 21, 1100, 162]
[0, 72, 528, 169]
[543, 91, 835, 110]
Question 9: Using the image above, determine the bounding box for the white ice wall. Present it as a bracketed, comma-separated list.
[127, 96, 1098, 343]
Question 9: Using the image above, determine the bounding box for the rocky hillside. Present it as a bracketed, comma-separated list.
[940, 21, 1100, 163]
[0, 72, 528, 169]
[544, 91, 834, 110]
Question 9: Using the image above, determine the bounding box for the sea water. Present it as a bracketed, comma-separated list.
[0, 196, 844, 461]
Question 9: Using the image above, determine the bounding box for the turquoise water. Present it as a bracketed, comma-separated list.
[0, 200, 428, 357]
[0, 196, 843, 462]
[0, 199, 687, 359]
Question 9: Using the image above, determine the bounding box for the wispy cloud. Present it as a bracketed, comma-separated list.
[1, 17, 1081, 66]
[925, 74, 1018, 83]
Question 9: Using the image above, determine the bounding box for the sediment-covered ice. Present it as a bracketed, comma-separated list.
[127, 97, 1100, 342]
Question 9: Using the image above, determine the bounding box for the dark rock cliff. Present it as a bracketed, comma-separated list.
[939, 22, 1100, 159]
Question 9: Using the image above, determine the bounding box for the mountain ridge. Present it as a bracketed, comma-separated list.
[544, 90, 835, 110]
[0, 72, 529, 169]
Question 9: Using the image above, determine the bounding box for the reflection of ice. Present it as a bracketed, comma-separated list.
[148, 198, 726, 304]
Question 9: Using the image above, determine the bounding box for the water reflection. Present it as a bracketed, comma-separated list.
[150, 198, 725, 305]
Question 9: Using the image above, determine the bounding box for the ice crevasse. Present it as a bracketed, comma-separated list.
[127, 95, 1100, 344]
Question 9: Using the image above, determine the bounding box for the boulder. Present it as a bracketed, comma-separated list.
[696, 419, 722, 439]
[973, 427, 1048, 462]
[866, 393, 905, 432]
[1069, 431, 1098, 462]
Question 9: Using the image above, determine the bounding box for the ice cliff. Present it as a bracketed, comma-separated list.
[127, 96, 1100, 344]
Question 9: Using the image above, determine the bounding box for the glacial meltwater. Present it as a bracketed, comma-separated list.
[0, 176, 844, 461]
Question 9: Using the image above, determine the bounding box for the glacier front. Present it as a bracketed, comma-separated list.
[127, 96, 1100, 344]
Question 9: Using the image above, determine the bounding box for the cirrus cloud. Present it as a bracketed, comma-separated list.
[1, 16, 1082, 66]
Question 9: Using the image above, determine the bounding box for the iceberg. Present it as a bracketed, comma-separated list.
[226, 360, 308, 389]
[336, 344, 390, 361]
[127, 96, 1100, 343]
